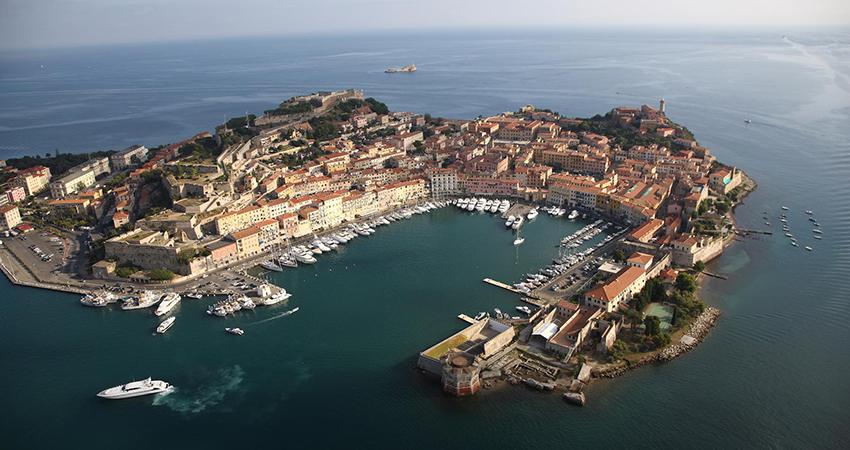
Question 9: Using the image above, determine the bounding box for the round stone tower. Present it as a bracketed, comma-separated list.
[441, 352, 481, 396]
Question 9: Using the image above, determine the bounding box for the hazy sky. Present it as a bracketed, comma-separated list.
[2, 0, 849, 50]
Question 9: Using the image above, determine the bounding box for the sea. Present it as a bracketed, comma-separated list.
[1, 28, 849, 449]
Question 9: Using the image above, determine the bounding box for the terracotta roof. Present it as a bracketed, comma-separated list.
[627, 252, 653, 266]
[585, 266, 646, 303]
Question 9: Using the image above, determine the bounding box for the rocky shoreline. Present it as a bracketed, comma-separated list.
[593, 307, 722, 379]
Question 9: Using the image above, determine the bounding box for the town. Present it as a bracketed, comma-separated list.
[0, 89, 754, 403]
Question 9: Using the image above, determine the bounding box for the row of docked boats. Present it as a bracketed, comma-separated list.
[454, 197, 511, 214]
[206, 288, 293, 317]
[260, 202, 450, 270]
[511, 225, 628, 294]
[543, 206, 580, 219]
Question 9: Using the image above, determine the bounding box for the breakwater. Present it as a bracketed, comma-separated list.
[594, 307, 722, 379]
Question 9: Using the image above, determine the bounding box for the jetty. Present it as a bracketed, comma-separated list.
[483, 278, 521, 294]
[457, 313, 476, 324]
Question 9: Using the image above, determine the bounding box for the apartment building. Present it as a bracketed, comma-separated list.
[110, 145, 149, 171]
[11, 166, 52, 196]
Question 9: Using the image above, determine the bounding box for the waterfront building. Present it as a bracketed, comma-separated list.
[418, 318, 515, 379]
[709, 166, 742, 194]
[583, 265, 647, 313]
[109, 145, 149, 171]
[441, 353, 481, 397]
[227, 226, 262, 259]
[427, 168, 460, 197]
[0, 204, 22, 230]
[545, 307, 604, 357]
[627, 218, 664, 243]
[11, 166, 51, 196]
[104, 229, 201, 275]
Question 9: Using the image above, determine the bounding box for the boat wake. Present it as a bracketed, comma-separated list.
[249, 308, 299, 326]
[152, 365, 245, 414]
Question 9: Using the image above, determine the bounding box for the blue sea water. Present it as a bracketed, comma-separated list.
[1, 28, 849, 449]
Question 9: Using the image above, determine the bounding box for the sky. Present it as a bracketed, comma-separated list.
[1, 0, 849, 50]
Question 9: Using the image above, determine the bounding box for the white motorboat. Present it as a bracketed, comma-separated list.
[813, 229, 822, 234]
[513, 237, 525, 246]
[262, 290, 292, 305]
[527, 209, 538, 220]
[156, 316, 176, 334]
[260, 260, 283, 272]
[567, 210, 579, 220]
[505, 215, 516, 227]
[225, 327, 245, 336]
[80, 291, 115, 308]
[294, 252, 317, 264]
[805, 246, 813, 251]
[512, 216, 524, 230]
[516, 305, 532, 315]
[781, 206, 789, 210]
[97, 378, 173, 399]
[154, 293, 181, 316]
[279, 256, 298, 268]
[121, 291, 161, 310]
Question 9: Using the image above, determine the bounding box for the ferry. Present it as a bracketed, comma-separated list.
[385, 64, 416, 73]
[225, 327, 245, 336]
[154, 293, 181, 316]
[121, 291, 161, 310]
[97, 378, 173, 399]
[156, 316, 176, 334]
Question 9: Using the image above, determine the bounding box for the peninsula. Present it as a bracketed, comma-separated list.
[0, 91, 755, 404]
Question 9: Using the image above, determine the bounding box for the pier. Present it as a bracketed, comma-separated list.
[483, 278, 522, 294]
[457, 314, 476, 324]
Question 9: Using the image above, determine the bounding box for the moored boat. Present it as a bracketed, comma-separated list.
[156, 316, 176, 334]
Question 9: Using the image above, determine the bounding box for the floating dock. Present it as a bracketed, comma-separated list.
[482, 278, 521, 294]
[457, 314, 476, 324]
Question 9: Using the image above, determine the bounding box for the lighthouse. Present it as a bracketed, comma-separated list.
[659, 98, 666, 114]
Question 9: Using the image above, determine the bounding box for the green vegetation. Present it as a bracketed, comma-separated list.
[149, 268, 176, 281]
[6, 151, 114, 177]
[365, 97, 389, 115]
[693, 261, 706, 272]
[266, 101, 315, 116]
[178, 247, 211, 265]
[115, 263, 142, 278]
[178, 137, 222, 162]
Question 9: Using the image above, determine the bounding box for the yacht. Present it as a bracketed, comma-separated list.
[156, 316, 176, 334]
[225, 327, 245, 336]
[813, 229, 822, 234]
[513, 237, 525, 246]
[294, 252, 317, 264]
[498, 200, 510, 213]
[505, 215, 516, 227]
[781, 206, 790, 210]
[239, 297, 256, 310]
[260, 260, 283, 272]
[466, 201, 476, 211]
[97, 378, 173, 399]
[154, 293, 181, 317]
[791, 241, 798, 247]
[516, 305, 532, 315]
[184, 292, 203, 300]
[813, 235, 822, 240]
[512, 217, 524, 230]
[489, 203, 500, 214]
[121, 291, 161, 310]
[279, 256, 298, 268]
[567, 210, 579, 220]
[262, 289, 292, 306]
[80, 291, 115, 308]
[805, 246, 813, 251]
[527, 209, 538, 220]
[805, 210, 813, 215]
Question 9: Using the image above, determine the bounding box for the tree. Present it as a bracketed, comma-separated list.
[676, 273, 698, 293]
[644, 315, 661, 336]
[613, 249, 626, 262]
[149, 269, 175, 281]
[693, 261, 706, 272]
[383, 158, 399, 169]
